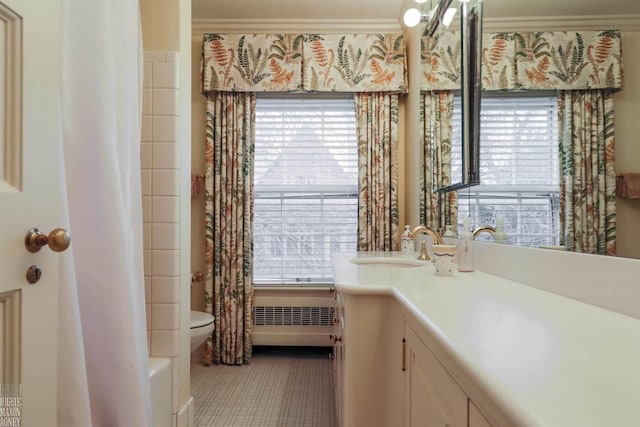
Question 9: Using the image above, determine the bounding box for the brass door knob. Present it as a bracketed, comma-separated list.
[25, 228, 71, 253]
[191, 271, 203, 283]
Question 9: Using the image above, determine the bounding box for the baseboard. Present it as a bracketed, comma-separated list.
[253, 328, 333, 346]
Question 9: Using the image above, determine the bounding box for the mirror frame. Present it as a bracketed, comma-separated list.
[436, 0, 482, 193]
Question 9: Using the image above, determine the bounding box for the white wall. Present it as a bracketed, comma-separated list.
[614, 31, 640, 259]
[140, 0, 179, 51]
[177, 2, 193, 424]
[141, 50, 183, 422]
[190, 35, 207, 312]
[404, 25, 422, 229]
[140, 0, 193, 426]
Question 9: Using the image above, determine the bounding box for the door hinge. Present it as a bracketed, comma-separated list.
[402, 338, 406, 372]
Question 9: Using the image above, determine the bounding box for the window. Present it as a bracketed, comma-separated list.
[452, 94, 560, 246]
[253, 97, 358, 284]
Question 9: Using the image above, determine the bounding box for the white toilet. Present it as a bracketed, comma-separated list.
[190, 311, 215, 353]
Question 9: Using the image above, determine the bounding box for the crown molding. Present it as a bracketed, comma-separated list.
[482, 15, 640, 32]
[192, 19, 402, 36]
[192, 15, 640, 37]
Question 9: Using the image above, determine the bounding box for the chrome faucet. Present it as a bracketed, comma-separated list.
[410, 226, 444, 261]
[472, 226, 496, 240]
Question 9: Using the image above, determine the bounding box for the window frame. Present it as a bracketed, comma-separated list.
[453, 92, 561, 247]
[253, 94, 359, 286]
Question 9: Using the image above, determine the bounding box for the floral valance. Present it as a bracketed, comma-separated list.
[303, 34, 406, 92]
[201, 34, 304, 92]
[421, 30, 623, 91]
[201, 33, 406, 93]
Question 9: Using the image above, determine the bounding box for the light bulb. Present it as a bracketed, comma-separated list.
[403, 8, 422, 27]
[442, 7, 458, 27]
[415, 0, 429, 3]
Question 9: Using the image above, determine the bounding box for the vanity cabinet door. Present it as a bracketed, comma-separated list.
[404, 324, 467, 427]
[333, 335, 343, 426]
[469, 401, 493, 427]
[333, 292, 345, 426]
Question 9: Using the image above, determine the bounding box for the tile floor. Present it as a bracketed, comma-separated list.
[191, 347, 335, 427]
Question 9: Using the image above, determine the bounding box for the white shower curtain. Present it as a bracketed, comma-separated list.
[59, 0, 151, 426]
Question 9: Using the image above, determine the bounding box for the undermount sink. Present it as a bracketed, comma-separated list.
[349, 257, 425, 268]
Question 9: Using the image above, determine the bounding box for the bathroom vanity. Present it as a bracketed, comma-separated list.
[330, 250, 640, 427]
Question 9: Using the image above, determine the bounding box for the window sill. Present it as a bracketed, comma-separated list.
[253, 283, 335, 292]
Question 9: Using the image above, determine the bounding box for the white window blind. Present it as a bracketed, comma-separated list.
[452, 95, 561, 247]
[254, 97, 358, 284]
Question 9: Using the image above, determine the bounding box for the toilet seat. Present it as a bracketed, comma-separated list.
[191, 311, 214, 329]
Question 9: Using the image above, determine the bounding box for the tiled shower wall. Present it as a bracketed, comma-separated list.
[141, 51, 183, 421]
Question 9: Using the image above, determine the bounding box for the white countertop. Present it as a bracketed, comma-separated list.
[332, 251, 640, 427]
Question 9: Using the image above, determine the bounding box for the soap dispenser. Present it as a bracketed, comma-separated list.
[458, 218, 475, 272]
[401, 225, 414, 255]
[494, 217, 507, 243]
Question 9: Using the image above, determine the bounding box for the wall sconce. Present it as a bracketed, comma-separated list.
[403, 8, 424, 27]
[402, 0, 455, 38]
[403, 0, 436, 27]
[441, 6, 458, 27]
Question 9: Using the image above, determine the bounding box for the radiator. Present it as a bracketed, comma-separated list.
[252, 288, 335, 347]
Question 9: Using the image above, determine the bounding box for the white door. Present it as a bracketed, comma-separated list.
[0, 0, 66, 425]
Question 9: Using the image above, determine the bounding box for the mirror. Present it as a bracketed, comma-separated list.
[417, 0, 635, 258]
[430, 1, 640, 258]
[426, 0, 483, 193]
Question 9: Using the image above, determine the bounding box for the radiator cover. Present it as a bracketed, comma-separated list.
[251, 288, 336, 346]
[253, 305, 334, 327]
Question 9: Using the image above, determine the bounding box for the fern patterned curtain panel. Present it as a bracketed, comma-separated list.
[419, 91, 458, 229]
[421, 30, 623, 91]
[204, 92, 256, 365]
[201, 33, 406, 93]
[558, 90, 616, 256]
[355, 93, 400, 251]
